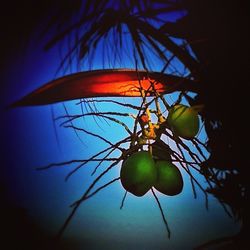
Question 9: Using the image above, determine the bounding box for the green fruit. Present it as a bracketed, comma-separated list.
[167, 104, 199, 139]
[154, 161, 183, 196]
[152, 140, 172, 161]
[120, 151, 157, 197]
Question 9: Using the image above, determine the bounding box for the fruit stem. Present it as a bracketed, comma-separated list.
[149, 144, 152, 155]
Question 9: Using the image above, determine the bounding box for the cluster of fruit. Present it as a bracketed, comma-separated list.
[120, 104, 200, 197]
[120, 150, 183, 197]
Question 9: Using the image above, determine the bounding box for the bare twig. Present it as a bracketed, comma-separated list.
[120, 191, 128, 210]
[151, 188, 171, 239]
[57, 159, 122, 238]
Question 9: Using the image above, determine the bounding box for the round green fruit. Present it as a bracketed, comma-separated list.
[154, 161, 183, 196]
[167, 104, 199, 139]
[152, 140, 172, 161]
[120, 151, 157, 197]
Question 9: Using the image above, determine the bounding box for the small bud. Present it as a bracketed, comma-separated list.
[139, 113, 149, 125]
